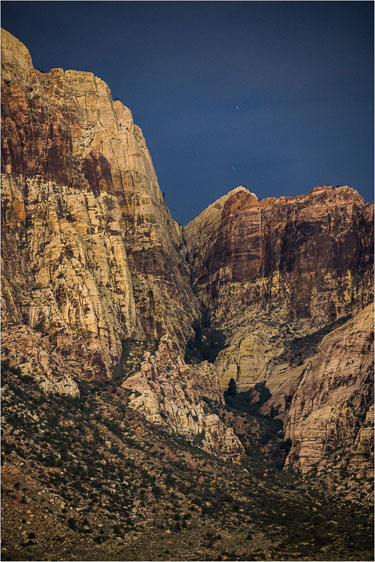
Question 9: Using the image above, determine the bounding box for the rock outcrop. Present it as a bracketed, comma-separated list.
[1, 29, 373, 477]
[185, 185, 373, 390]
[280, 304, 374, 475]
[122, 335, 244, 461]
[1, 29, 199, 379]
[2, 326, 80, 397]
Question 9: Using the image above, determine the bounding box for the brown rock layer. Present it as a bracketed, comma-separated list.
[186, 185, 372, 326]
[185, 185, 373, 390]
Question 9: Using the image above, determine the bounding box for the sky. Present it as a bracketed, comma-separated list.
[2, 1, 374, 225]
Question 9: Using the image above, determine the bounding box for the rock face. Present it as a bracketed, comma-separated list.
[1, 29, 198, 379]
[277, 305, 374, 476]
[185, 186, 373, 475]
[185, 185, 373, 390]
[122, 335, 244, 460]
[1, 29, 373, 477]
[2, 325, 80, 397]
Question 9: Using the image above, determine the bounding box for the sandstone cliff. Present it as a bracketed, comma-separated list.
[283, 305, 373, 476]
[185, 185, 373, 390]
[260, 305, 373, 476]
[1, 29, 199, 381]
[1, 29, 373, 480]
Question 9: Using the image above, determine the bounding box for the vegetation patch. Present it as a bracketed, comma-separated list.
[185, 308, 226, 364]
[1, 358, 373, 562]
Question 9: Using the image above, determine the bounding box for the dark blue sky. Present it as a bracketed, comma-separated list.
[2, 1, 373, 224]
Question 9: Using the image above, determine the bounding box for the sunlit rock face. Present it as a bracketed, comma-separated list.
[2, 325, 80, 398]
[122, 335, 244, 461]
[1, 29, 199, 379]
[280, 304, 374, 476]
[1, 28, 373, 477]
[184, 184, 373, 476]
[185, 185, 373, 391]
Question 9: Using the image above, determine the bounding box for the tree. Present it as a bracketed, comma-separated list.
[227, 378, 237, 397]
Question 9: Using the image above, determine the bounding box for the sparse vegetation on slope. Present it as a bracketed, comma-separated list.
[2, 360, 373, 561]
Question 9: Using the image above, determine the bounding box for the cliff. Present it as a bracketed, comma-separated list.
[262, 305, 373, 477]
[1, 29, 199, 382]
[185, 184, 373, 390]
[184, 185, 373, 477]
[1, 28, 373, 480]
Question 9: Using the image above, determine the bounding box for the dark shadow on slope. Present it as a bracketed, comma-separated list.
[184, 307, 226, 364]
[221, 379, 292, 471]
[278, 314, 353, 366]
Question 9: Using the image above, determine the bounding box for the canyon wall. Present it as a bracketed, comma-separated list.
[185, 185, 373, 390]
[1, 29, 198, 381]
[283, 304, 373, 477]
[261, 305, 373, 477]
[184, 185, 373, 476]
[1, 29, 373, 476]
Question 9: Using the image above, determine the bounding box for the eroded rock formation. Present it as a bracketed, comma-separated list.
[1, 29, 198, 380]
[185, 185, 373, 390]
[282, 305, 373, 475]
[1, 29, 373, 476]
[2, 325, 80, 397]
[122, 335, 244, 460]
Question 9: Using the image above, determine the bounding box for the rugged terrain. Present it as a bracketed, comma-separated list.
[2, 359, 373, 561]
[2, 27, 199, 381]
[1, 28, 374, 561]
[185, 184, 373, 389]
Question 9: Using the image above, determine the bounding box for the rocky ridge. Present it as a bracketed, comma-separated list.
[1, 27, 373, 485]
[1, 28, 199, 382]
[185, 184, 373, 390]
[184, 184, 373, 478]
[122, 335, 244, 460]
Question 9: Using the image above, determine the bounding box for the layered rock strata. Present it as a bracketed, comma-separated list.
[122, 335, 244, 460]
[1, 29, 373, 477]
[1, 29, 198, 379]
[261, 305, 374, 476]
[282, 305, 374, 475]
[185, 185, 373, 390]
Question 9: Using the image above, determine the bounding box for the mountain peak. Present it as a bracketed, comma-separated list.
[227, 185, 258, 200]
[1, 28, 34, 82]
[184, 185, 257, 231]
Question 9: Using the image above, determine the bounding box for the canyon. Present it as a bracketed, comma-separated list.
[1, 28, 374, 561]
